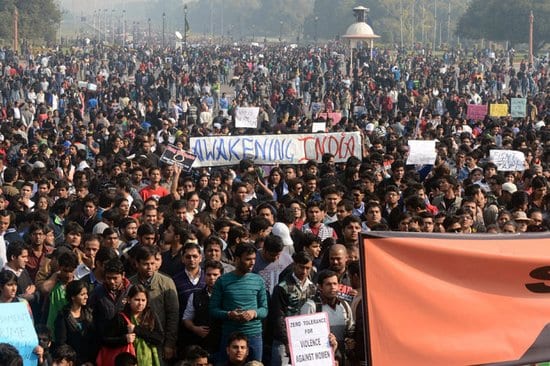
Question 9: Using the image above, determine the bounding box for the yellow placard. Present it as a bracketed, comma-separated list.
[489, 103, 508, 117]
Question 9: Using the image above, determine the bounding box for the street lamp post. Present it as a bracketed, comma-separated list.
[112, 9, 116, 44]
[279, 20, 283, 42]
[148, 18, 151, 44]
[162, 12, 166, 49]
[122, 10, 126, 47]
[104, 9, 108, 43]
[314, 16, 318, 43]
[184, 4, 188, 46]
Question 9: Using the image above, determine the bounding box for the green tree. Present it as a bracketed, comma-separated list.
[457, 0, 549, 51]
[0, 0, 61, 45]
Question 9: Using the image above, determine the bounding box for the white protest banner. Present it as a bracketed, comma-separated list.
[511, 98, 527, 118]
[286, 312, 334, 366]
[77, 81, 88, 89]
[312, 122, 326, 133]
[406, 140, 437, 165]
[87, 83, 98, 91]
[235, 107, 259, 128]
[490, 150, 526, 171]
[0, 302, 39, 366]
[191, 132, 362, 167]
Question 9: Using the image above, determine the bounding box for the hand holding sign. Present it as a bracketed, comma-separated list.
[0, 303, 39, 366]
[286, 312, 334, 366]
[490, 150, 526, 171]
[160, 144, 197, 172]
[235, 107, 259, 128]
[406, 140, 437, 165]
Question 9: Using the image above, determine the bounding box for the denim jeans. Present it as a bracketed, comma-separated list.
[271, 339, 290, 366]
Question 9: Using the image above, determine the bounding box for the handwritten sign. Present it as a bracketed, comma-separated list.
[160, 144, 197, 172]
[286, 312, 334, 366]
[490, 150, 526, 171]
[511, 98, 527, 118]
[466, 104, 488, 121]
[311, 102, 324, 114]
[0, 302, 38, 366]
[318, 112, 342, 126]
[489, 104, 508, 117]
[312, 122, 326, 133]
[191, 132, 362, 167]
[353, 105, 366, 117]
[406, 140, 437, 165]
[235, 107, 259, 128]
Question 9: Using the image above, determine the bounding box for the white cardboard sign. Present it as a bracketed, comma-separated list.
[286, 312, 334, 366]
[235, 107, 259, 128]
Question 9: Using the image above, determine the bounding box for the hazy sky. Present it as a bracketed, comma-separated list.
[61, 0, 188, 14]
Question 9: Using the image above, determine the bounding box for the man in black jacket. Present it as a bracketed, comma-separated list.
[88, 258, 131, 340]
[270, 252, 316, 366]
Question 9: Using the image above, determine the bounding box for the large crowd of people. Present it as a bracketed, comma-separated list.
[0, 37, 548, 366]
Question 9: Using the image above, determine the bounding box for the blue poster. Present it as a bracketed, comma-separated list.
[0, 302, 38, 366]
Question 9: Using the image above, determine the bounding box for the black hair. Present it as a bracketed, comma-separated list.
[234, 243, 256, 258]
[58, 251, 79, 270]
[249, 216, 272, 234]
[134, 245, 159, 262]
[203, 259, 224, 274]
[65, 280, 88, 301]
[214, 218, 232, 232]
[52, 344, 77, 363]
[95, 246, 118, 264]
[228, 225, 249, 247]
[114, 352, 138, 366]
[263, 234, 284, 253]
[103, 257, 125, 275]
[6, 241, 28, 262]
[227, 331, 249, 347]
[137, 223, 157, 237]
[0, 343, 23, 366]
[64, 221, 84, 235]
[0, 270, 17, 287]
[342, 215, 362, 228]
[316, 269, 339, 285]
[292, 251, 314, 265]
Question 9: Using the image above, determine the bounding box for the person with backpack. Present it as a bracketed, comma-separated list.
[300, 269, 354, 366]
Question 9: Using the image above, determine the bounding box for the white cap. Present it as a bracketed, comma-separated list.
[365, 123, 375, 132]
[271, 222, 293, 247]
[502, 182, 517, 194]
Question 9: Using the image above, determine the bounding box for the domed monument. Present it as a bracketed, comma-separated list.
[342, 5, 380, 72]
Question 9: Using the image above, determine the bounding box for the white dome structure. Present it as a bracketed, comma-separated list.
[341, 5, 380, 64]
[344, 22, 379, 40]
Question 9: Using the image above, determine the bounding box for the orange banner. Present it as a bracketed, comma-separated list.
[360, 232, 550, 366]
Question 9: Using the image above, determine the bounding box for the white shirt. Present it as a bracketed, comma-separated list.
[0, 236, 8, 270]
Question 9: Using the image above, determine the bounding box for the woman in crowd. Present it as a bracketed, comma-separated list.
[103, 285, 163, 366]
[55, 280, 98, 365]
